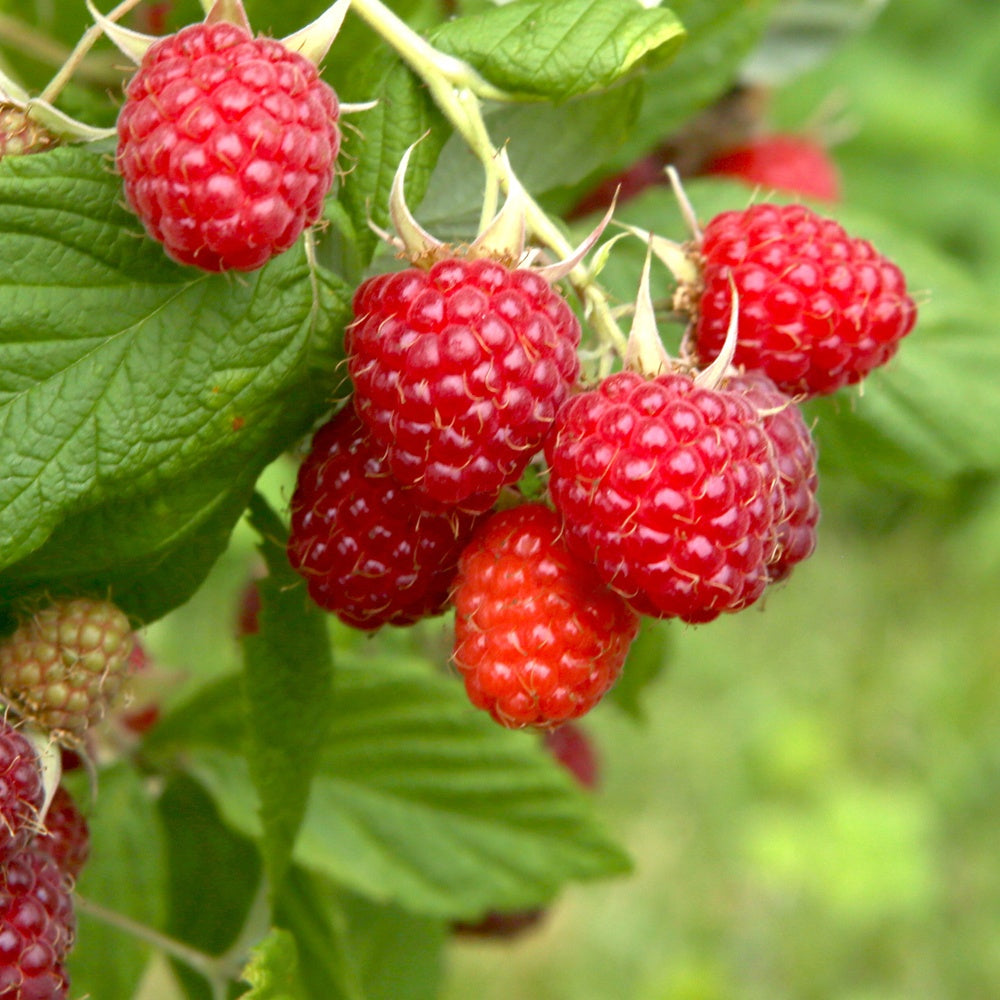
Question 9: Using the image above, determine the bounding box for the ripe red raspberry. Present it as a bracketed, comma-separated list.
[288, 406, 484, 629]
[692, 203, 917, 397]
[346, 257, 581, 510]
[0, 719, 43, 864]
[0, 848, 75, 1000]
[0, 598, 135, 739]
[701, 134, 841, 202]
[452, 503, 638, 729]
[545, 370, 779, 624]
[727, 371, 820, 582]
[116, 20, 340, 272]
[37, 787, 89, 883]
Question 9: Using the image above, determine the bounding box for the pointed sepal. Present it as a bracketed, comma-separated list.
[620, 223, 699, 286]
[468, 149, 528, 263]
[86, 0, 158, 64]
[282, 0, 351, 65]
[23, 726, 62, 825]
[694, 280, 740, 390]
[388, 140, 446, 262]
[534, 196, 617, 285]
[204, 0, 253, 33]
[623, 245, 672, 377]
[0, 67, 115, 144]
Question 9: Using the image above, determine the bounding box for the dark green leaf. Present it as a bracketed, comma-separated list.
[430, 0, 685, 101]
[0, 146, 351, 622]
[609, 618, 673, 721]
[242, 494, 335, 895]
[68, 763, 169, 1000]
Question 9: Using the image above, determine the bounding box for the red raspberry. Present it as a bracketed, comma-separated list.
[545, 371, 779, 624]
[452, 504, 638, 729]
[346, 257, 581, 510]
[727, 371, 820, 582]
[37, 787, 90, 883]
[701, 134, 841, 202]
[288, 406, 484, 629]
[116, 20, 340, 272]
[544, 721, 599, 790]
[0, 598, 135, 739]
[0, 848, 75, 1000]
[692, 203, 917, 397]
[0, 719, 43, 865]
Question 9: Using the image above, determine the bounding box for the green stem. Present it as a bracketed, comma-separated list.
[350, 0, 628, 359]
[38, 0, 146, 104]
[75, 895, 230, 1000]
[0, 15, 119, 85]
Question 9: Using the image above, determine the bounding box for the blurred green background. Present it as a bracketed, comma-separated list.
[135, 0, 1000, 997]
[439, 1, 1000, 998]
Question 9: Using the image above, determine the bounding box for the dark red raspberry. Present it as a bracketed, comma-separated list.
[701, 134, 841, 202]
[452, 503, 638, 729]
[116, 20, 340, 272]
[0, 719, 43, 865]
[0, 848, 75, 999]
[692, 203, 917, 397]
[544, 722, 599, 790]
[545, 370, 779, 624]
[727, 371, 820, 582]
[346, 257, 581, 510]
[288, 406, 484, 629]
[37, 787, 90, 883]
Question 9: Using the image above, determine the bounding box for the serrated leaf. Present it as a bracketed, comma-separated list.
[146, 656, 632, 918]
[430, 0, 685, 101]
[67, 763, 169, 1000]
[239, 928, 308, 1000]
[338, 56, 449, 265]
[0, 146, 351, 622]
[242, 494, 335, 896]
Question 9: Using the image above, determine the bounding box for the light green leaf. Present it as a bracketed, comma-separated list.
[239, 929, 308, 1000]
[0, 146, 351, 622]
[146, 657, 632, 918]
[242, 494, 335, 896]
[430, 0, 685, 101]
[68, 763, 169, 1000]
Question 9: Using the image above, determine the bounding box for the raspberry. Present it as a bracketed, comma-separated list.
[727, 371, 820, 582]
[116, 20, 340, 272]
[0, 598, 135, 739]
[288, 406, 484, 629]
[346, 257, 581, 510]
[37, 787, 90, 883]
[545, 370, 779, 624]
[701, 134, 841, 202]
[692, 203, 917, 397]
[0, 718, 43, 864]
[452, 503, 638, 729]
[0, 848, 75, 1000]
[0, 106, 58, 160]
[544, 722, 599, 790]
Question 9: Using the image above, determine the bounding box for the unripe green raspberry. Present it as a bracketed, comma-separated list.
[0, 598, 134, 739]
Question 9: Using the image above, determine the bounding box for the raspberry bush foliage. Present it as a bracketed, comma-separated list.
[0, 0, 997, 997]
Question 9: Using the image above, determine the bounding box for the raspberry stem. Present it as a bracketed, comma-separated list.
[349, 0, 628, 362]
[39, 0, 146, 103]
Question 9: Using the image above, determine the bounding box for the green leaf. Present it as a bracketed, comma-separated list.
[337, 56, 449, 265]
[0, 146, 351, 622]
[146, 656, 632, 918]
[242, 494, 335, 895]
[68, 763, 169, 1000]
[430, 0, 685, 101]
[159, 775, 262, 1000]
[609, 618, 673, 721]
[239, 928, 308, 1000]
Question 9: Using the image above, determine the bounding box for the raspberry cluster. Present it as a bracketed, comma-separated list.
[0, 718, 89, 999]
